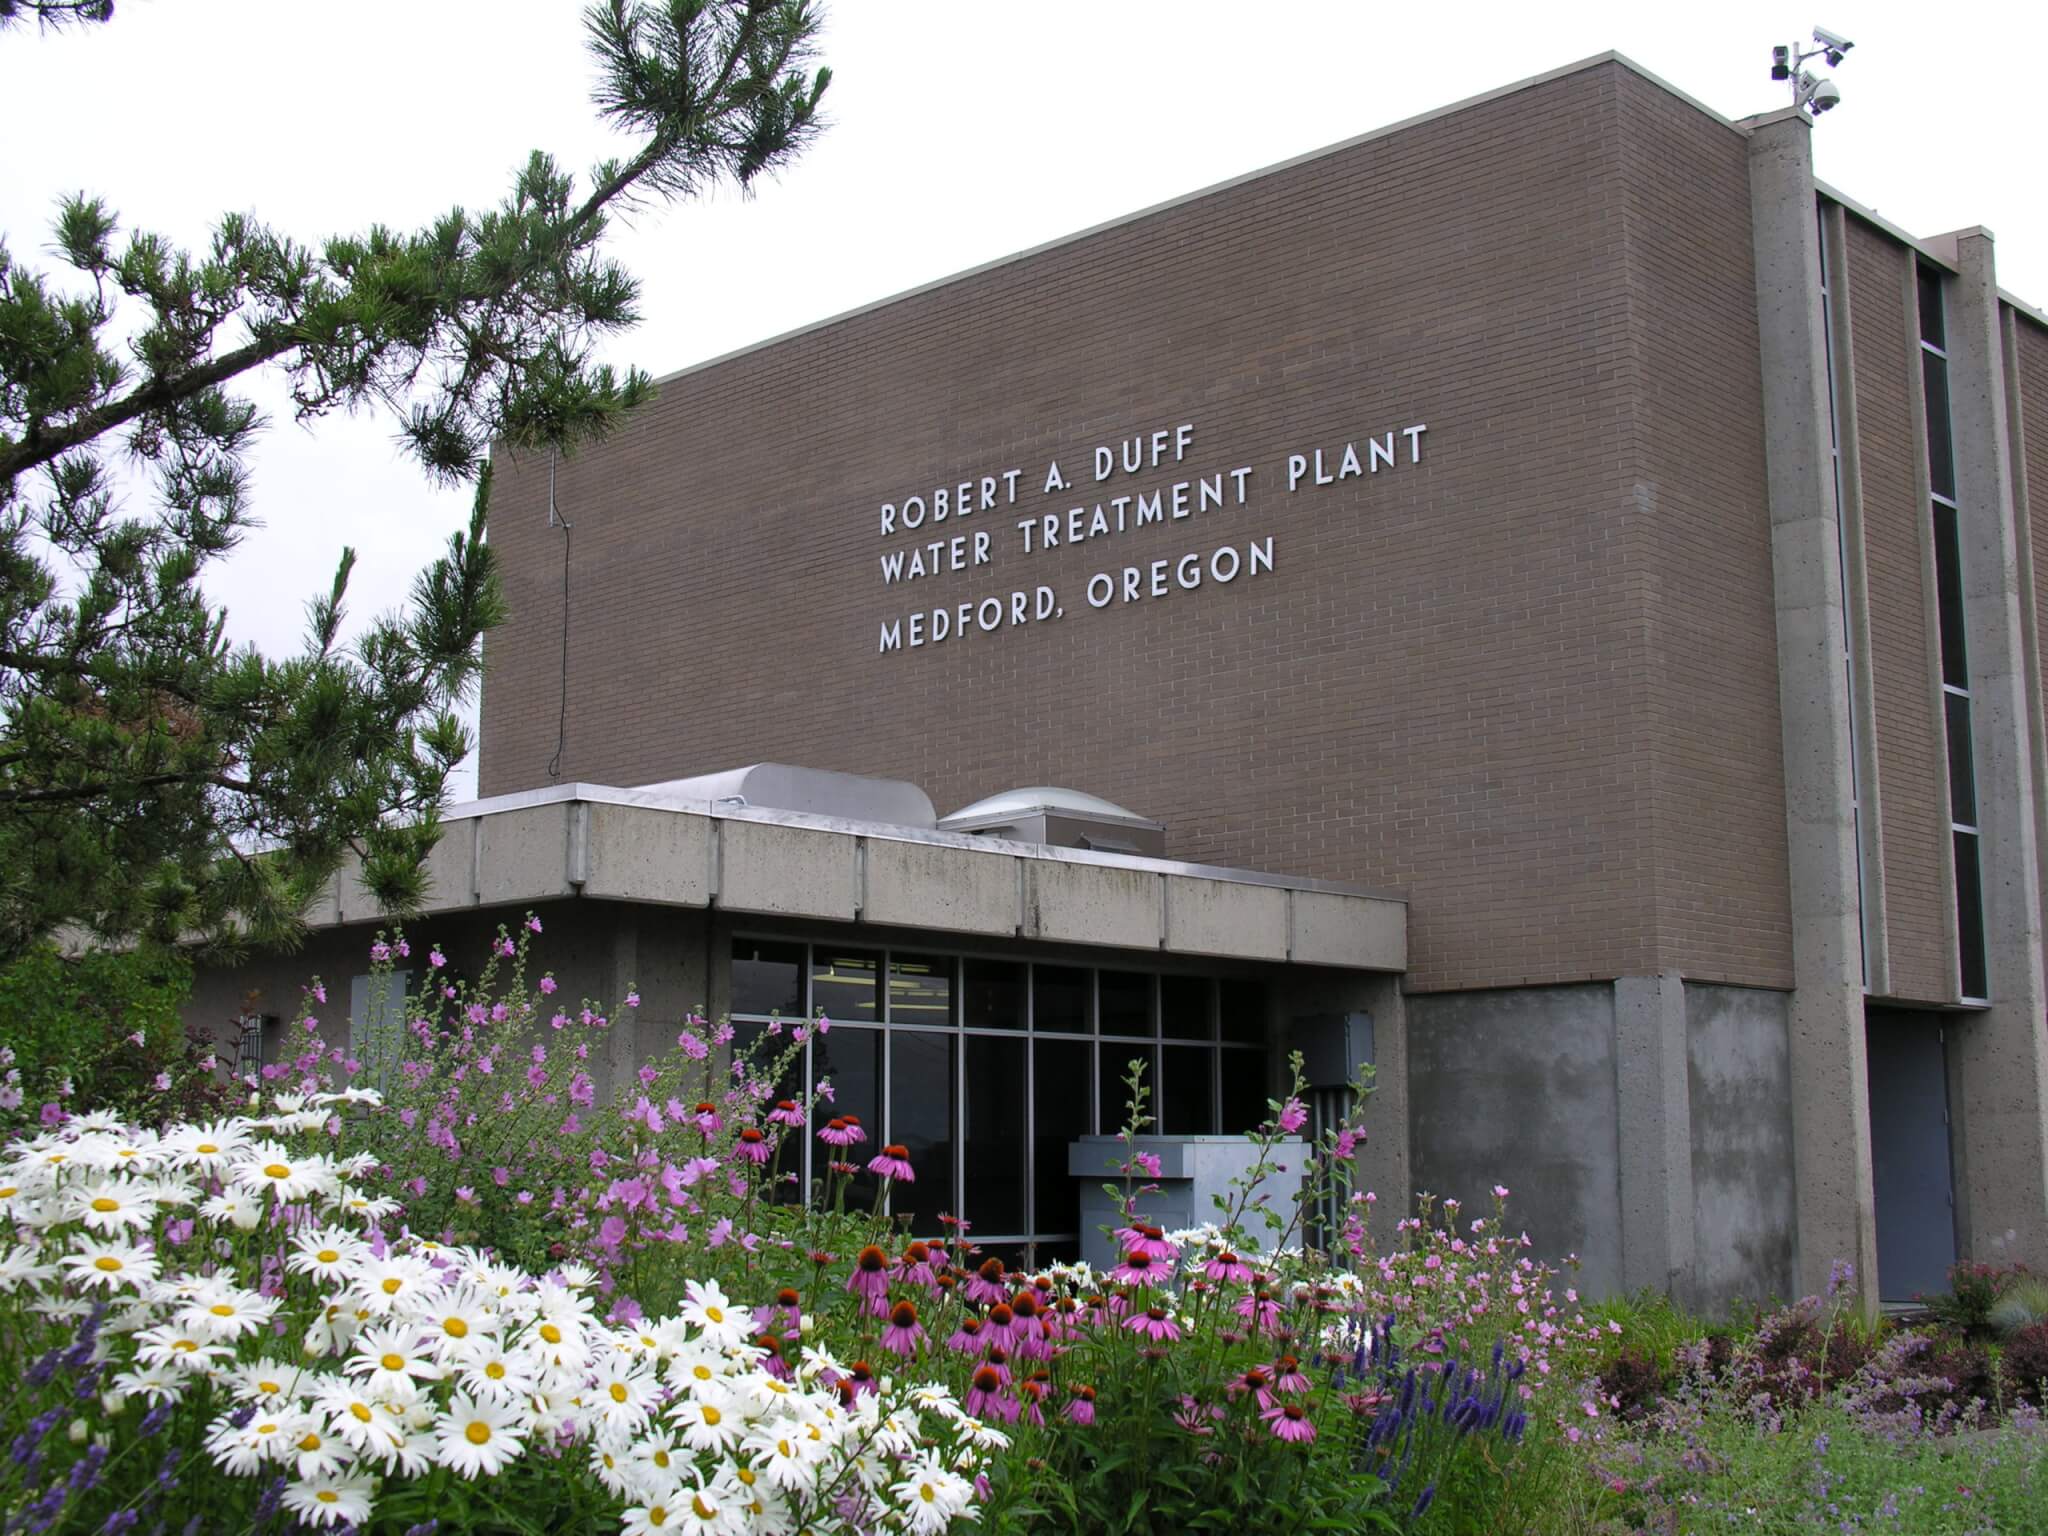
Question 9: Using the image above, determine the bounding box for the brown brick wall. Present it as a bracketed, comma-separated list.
[480, 60, 1795, 993]
[1843, 219, 1952, 1003]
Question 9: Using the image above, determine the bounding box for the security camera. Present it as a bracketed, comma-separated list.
[1806, 78, 1842, 114]
[1813, 26, 1854, 66]
[1771, 44, 1791, 80]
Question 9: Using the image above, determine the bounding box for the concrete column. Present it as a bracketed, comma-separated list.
[603, 919, 640, 1102]
[1941, 231, 2048, 1269]
[1743, 109, 1880, 1303]
[1613, 975, 1695, 1296]
[1353, 973, 1411, 1212]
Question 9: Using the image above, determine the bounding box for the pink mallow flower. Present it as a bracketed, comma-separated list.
[1274, 1097, 1308, 1135]
[538, 976, 557, 996]
[866, 1144, 915, 1183]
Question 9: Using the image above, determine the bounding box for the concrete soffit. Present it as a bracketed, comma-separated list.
[314, 786, 1408, 975]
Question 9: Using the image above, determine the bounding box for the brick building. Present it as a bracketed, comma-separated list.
[195, 53, 2048, 1306]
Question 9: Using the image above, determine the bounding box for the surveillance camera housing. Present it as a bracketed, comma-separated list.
[1812, 26, 1854, 54]
[1807, 78, 1842, 114]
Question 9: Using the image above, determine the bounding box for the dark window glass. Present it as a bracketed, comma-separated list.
[813, 1025, 882, 1207]
[1221, 1050, 1273, 1135]
[1946, 693, 1978, 827]
[1031, 1238, 1083, 1268]
[811, 949, 879, 1023]
[1033, 1038, 1092, 1234]
[732, 939, 803, 1018]
[888, 953, 953, 1027]
[1099, 1044, 1156, 1136]
[1161, 975, 1214, 1040]
[963, 1035, 1026, 1236]
[1161, 1046, 1216, 1135]
[888, 1031, 955, 1234]
[1922, 353, 1956, 502]
[730, 1020, 806, 1105]
[1917, 265, 1946, 350]
[1219, 978, 1268, 1044]
[1098, 970, 1153, 1037]
[1933, 504, 1970, 689]
[1033, 965, 1090, 1033]
[962, 960, 1024, 1031]
[1954, 832, 1989, 1000]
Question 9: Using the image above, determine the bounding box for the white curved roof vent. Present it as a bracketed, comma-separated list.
[938, 786, 1165, 857]
[635, 765, 936, 829]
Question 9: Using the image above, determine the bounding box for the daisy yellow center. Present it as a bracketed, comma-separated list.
[465, 1420, 491, 1445]
[258, 1380, 281, 1395]
[91, 1198, 120, 1212]
[210, 1304, 234, 1317]
[485, 1362, 506, 1380]
[380, 1353, 405, 1372]
[703, 1306, 724, 1324]
[777, 1438, 792, 1457]
[264, 1164, 291, 1180]
[539, 1323, 562, 1344]
[298, 1433, 321, 1452]
[381, 1278, 403, 1295]
[653, 1449, 670, 1467]
[444, 1317, 468, 1338]
[691, 1364, 712, 1381]
[196, 1144, 218, 1155]
[609, 1382, 628, 1403]
[693, 1496, 718, 1519]
[317, 1250, 340, 1265]
[0, 1186, 15, 1198]
[316, 1491, 338, 1505]
[257, 1423, 278, 1435]
[93, 1256, 122, 1272]
[920, 1483, 938, 1503]
[650, 1509, 671, 1528]
[736, 1467, 755, 1487]
[349, 1403, 372, 1423]
[172, 1339, 196, 1353]
[701, 1405, 721, 1426]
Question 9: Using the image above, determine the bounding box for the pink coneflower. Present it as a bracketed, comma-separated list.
[1114, 1222, 1177, 1260]
[963, 1258, 1009, 1306]
[1008, 1291, 1045, 1355]
[753, 1330, 793, 1379]
[1065, 1385, 1097, 1426]
[945, 1315, 986, 1355]
[983, 1302, 1019, 1350]
[1124, 1306, 1182, 1343]
[1236, 1287, 1284, 1334]
[766, 1098, 806, 1128]
[1109, 1247, 1168, 1287]
[691, 1102, 722, 1135]
[965, 1363, 1009, 1420]
[1227, 1366, 1276, 1409]
[1172, 1395, 1218, 1436]
[867, 1144, 915, 1182]
[881, 1299, 926, 1358]
[1204, 1250, 1255, 1285]
[894, 1240, 937, 1288]
[1262, 1401, 1317, 1443]
[980, 1345, 1015, 1385]
[733, 1128, 772, 1164]
[817, 1116, 863, 1148]
[846, 1244, 892, 1314]
[1016, 1378, 1047, 1427]
[843, 1359, 879, 1399]
[1271, 1353, 1311, 1394]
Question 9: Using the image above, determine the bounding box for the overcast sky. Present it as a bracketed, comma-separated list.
[4, 0, 2043, 800]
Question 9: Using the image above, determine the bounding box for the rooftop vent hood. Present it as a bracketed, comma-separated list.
[635, 764, 936, 829]
[937, 786, 1166, 857]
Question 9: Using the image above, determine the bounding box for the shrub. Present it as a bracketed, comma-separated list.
[0, 943, 196, 1128]
[1917, 1259, 2028, 1340]
[2004, 1321, 2048, 1406]
[1989, 1277, 2048, 1339]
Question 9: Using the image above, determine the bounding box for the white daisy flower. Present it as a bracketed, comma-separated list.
[225, 1359, 311, 1405]
[588, 1439, 639, 1499]
[67, 1175, 156, 1233]
[163, 1120, 251, 1174]
[284, 1416, 352, 1479]
[108, 1363, 187, 1406]
[181, 1284, 279, 1342]
[669, 1385, 744, 1454]
[740, 1420, 826, 1494]
[0, 1244, 58, 1293]
[286, 1227, 366, 1284]
[416, 1282, 500, 1363]
[623, 1479, 728, 1536]
[62, 1237, 159, 1291]
[280, 1469, 375, 1528]
[451, 1338, 535, 1404]
[231, 1141, 336, 1203]
[351, 1253, 433, 1315]
[677, 1279, 748, 1350]
[198, 1191, 263, 1231]
[205, 1408, 295, 1476]
[134, 1323, 233, 1375]
[892, 1459, 973, 1535]
[329, 1185, 401, 1222]
[433, 1391, 525, 1477]
[590, 1355, 660, 1437]
[344, 1322, 438, 1399]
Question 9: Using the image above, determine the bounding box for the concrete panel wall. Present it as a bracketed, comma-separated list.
[1407, 984, 1623, 1296]
[1684, 984, 1797, 1305]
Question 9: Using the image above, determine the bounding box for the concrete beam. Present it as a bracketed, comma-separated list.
[716, 819, 859, 921]
[1164, 875, 1289, 961]
[581, 803, 713, 907]
[860, 837, 1019, 935]
[1025, 861, 1161, 950]
[1745, 110, 1880, 1304]
[1292, 888, 1407, 971]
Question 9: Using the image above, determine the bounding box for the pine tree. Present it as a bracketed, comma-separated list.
[0, 1, 831, 960]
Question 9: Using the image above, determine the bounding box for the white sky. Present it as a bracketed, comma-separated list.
[4, 0, 2043, 800]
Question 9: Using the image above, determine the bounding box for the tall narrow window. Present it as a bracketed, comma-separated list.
[1918, 264, 1989, 1000]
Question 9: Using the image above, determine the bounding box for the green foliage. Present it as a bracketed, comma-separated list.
[0, 0, 114, 29]
[1990, 1278, 2048, 1340]
[0, 1, 831, 961]
[0, 941, 190, 1117]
